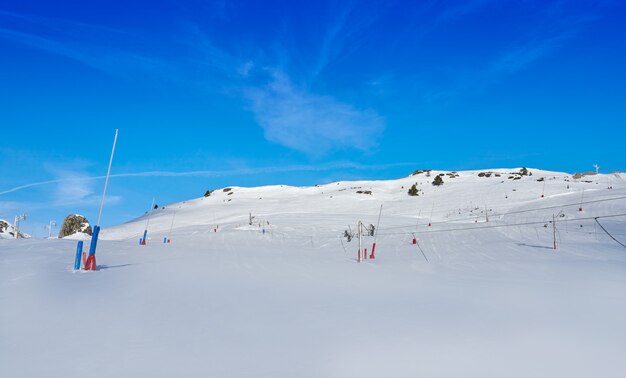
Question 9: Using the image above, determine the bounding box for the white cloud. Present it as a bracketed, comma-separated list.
[245, 72, 385, 155]
[51, 172, 94, 206]
[42, 164, 121, 208]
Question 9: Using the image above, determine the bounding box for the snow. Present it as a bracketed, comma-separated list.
[1, 168, 626, 377]
[0, 218, 30, 239]
[0, 219, 14, 239]
[61, 232, 92, 241]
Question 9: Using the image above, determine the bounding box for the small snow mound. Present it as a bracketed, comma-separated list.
[235, 225, 262, 231]
[62, 232, 92, 241]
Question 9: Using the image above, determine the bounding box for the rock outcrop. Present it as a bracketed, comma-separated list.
[58, 214, 92, 238]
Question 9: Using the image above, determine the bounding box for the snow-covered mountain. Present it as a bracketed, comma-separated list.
[0, 218, 30, 239]
[2, 167, 625, 378]
[102, 167, 625, 243]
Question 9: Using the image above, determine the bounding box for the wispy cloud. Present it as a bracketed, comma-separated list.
[245, 71, 385, 155]
[434, 0, 496, 25]
[44, 164, 123, 208]
[395, 0, 621, 109]
[0, 9, 387, 157]
[0, 175, 96, 223]
[312, 2, 379, 78]
[182, 22, 241, 79]
[0, 11, 179, 81]
[185, 6, 388, 156]
[491, 35, 565, 74]
[52, 173, 93, 206]
[0, 161, 414, 196]
[491, 0, 608, 74]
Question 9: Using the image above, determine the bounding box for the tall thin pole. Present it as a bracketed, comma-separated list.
[13, 214, 25, 239]
[84, 129, 118, 270]
[429, 202, 435, 226]
[358, 221, 362, 263]
[97, 129, 118, 227]
[47, 220, 55, 238]
[553, 214, 557, 250]
[370, 205, 384, 260]
[579, 189, 585, 211]
[373, 204, 383, 243]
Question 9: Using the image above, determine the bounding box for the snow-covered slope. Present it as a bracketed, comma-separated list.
[0, 219, 13, 239]
[103, 168, 625, 243]
[0, 219, 30, 239]
[1, 168, 625, 378]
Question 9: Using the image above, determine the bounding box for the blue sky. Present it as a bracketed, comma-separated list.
[1, 0, 625, 236]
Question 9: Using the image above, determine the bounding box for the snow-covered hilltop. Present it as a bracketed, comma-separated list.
[102, 167, 625, 243]
[0, 219, 14, 239]
[0, 218, 30, 239]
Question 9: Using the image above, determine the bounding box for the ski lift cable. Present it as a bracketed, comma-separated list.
[373, 204, 383, 244]
[379, 196, 626, 231]
[594, 218, 626, 249]
[416, 240, 429, 262]
[375, 213, 626, 236]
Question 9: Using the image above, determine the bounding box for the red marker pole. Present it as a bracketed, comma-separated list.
[370, 205, 383, 261]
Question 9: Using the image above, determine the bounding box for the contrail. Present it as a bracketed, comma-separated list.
[0, 177, 106, 196]
[0, 161, 417, 196]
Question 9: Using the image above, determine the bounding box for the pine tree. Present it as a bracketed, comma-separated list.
[432, 175, 444, 186]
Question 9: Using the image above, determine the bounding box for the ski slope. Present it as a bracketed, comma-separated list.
[1, 168, 626, 377]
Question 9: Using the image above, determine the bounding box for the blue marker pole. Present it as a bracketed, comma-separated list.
[142, 229, 147, 245]
[74, 241, 84, 270]
[88, 226, 100, 255]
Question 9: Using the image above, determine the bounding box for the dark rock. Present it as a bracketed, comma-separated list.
[59, 214, 92, 238]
